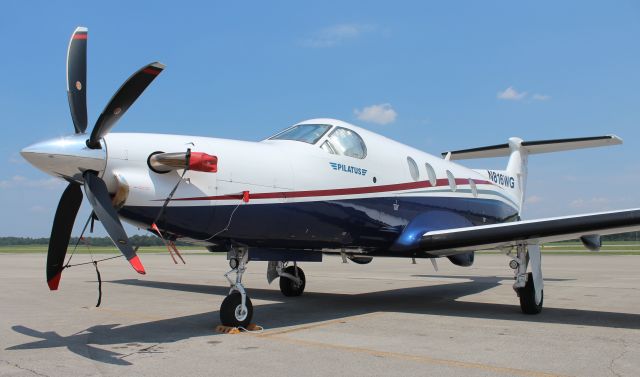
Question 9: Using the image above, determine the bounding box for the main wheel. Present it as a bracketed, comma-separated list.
[220, 292, 253, 327]
[518, 272, 543, 314]
[279, 265, 306, 297]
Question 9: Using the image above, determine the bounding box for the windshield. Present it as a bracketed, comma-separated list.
[269, 124, 331, 144]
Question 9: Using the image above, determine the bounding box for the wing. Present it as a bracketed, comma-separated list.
[420, 208, 640, 254]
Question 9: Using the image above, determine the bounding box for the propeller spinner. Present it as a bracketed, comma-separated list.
[21, 26, 164, 289]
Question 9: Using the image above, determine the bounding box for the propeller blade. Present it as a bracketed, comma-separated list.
[83, 171, 145, 274]
[47, 183, 83, 290]
[66, 26, 88, 134]
[87, 62, 165, 148]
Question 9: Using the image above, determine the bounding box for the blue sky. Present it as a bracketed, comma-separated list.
[1, 1, 639, 236]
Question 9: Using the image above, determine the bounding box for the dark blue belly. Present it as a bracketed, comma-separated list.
[119, 196, 518, 253]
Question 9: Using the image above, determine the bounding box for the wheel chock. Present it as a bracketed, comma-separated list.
[215, 323, 262, 334]
[245, 323, 262, 331]
[216, 325, 241, 334]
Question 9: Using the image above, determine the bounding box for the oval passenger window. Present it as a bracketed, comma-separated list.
[407, 157, 419, 181]
[446, 170, 457, 191]
[425, 163, 437, 186]
[469, 179, 478, 197]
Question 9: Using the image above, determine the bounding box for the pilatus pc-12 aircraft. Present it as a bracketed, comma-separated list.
[21, 27, 640, 327]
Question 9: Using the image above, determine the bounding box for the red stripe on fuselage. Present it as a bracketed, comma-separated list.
[168, 178, 493, 202]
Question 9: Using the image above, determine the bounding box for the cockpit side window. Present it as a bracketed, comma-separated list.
[323, 127, 367, 159]
[269, 124, 331, 144]
[320, 140, 338, 154]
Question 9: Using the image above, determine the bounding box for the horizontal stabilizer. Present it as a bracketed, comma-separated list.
[442, 135, 622, 160]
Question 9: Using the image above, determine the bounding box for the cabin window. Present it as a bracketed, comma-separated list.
[269, 124, 331, 144]
[323, 127, 367, 159]
[469, 179, 478, 197]
[425, 162, 437, 186]
[446, 170, 457, 191]
[407, 157, 419, 181]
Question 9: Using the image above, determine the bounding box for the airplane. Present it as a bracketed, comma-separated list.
[20, 27, 640, 328]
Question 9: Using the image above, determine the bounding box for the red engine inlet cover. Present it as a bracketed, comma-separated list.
[189, 152, 218, 172]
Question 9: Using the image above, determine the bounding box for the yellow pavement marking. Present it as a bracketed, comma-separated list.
[258, 312, 384, 337]
[247, 312, 567, 377]
[265, 335, 567, 377]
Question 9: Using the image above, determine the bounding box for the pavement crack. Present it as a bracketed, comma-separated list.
[1, 359, 49, 377]
[119, 343, 163, 360]
[608, 339, 629, 377]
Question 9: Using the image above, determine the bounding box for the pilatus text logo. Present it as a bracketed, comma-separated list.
[330, 162, 367, 176]
[487, 170, 515, 188]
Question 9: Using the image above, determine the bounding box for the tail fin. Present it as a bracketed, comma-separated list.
[442, 135, 622, 214]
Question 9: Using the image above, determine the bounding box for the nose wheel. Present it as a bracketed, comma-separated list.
[220, 292, 253, 327]
[220, 248, 254, 327]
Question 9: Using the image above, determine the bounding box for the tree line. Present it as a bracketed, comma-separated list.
[0, 235, 191, 247]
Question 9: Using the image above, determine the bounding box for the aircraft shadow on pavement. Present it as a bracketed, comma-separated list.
[8, 275, 640, 366]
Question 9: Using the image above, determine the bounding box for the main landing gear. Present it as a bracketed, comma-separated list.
[278, 263, 306, 297]
[220, 248, 253, 327]
[267, 261, 307, 296]
[509, 242, 543, 314]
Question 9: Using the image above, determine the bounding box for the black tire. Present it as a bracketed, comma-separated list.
[220, 292, 253, 327]
[518, 272, 543, 314]
[279, 265, 306, 297]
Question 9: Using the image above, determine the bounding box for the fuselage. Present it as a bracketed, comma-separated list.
[94, 118, 520, 256]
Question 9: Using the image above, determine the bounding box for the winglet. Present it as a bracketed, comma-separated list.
[128, 255, 146, 275]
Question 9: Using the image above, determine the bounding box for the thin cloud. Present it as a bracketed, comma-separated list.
[570, 197, 611, 210]
[0, 175, 63, 190]
[354, 103, 397, 125]
[9, 154, 24, 164]
[301, 24, 374, 48]
[497, 86, 551, 102]
[29, 205, 47, 213]
[532, 94, 551, 101]
[497, 86, 527, 101]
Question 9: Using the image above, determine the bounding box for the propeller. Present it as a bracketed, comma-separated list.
[83, 171, 145, 273]
[46, 26, 161, 289]
[47, 183, 83, 290]
[67, 27, 88, 133]
[87, 62, 164, 148]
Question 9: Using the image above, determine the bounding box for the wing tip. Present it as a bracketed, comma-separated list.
[607, 134, 623, 144]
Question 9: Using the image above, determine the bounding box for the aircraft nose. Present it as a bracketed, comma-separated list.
[21, 134, 107, 181]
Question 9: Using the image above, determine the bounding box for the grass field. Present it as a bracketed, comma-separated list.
[2, 242, 640, 255]
[0, 245, 208, 254]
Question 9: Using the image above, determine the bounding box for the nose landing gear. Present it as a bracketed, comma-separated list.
[220, 248, 253, 327]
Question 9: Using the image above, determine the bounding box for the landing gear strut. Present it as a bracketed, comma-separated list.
[220, 248, 253, 327]
[510, 242, 543, 314]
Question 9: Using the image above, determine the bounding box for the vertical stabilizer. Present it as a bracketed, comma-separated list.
[505, 137, 528, 213]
